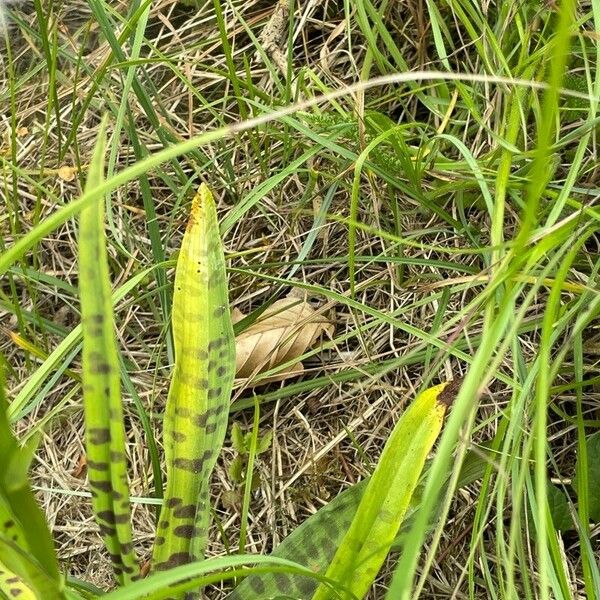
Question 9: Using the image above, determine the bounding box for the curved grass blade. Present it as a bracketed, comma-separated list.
[151, 185, 236, 587]
[79, 123, 139, 584]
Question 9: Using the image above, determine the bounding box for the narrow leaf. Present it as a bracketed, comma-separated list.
[79, 121, 139, 584]
[151, 184, 236, 589]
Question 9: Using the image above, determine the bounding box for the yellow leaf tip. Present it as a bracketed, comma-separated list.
[190, 184, 215, 226]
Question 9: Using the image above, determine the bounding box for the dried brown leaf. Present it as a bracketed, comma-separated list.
[234, 297, 333, 385]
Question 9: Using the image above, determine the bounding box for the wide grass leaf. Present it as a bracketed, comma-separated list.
[229, 403, 488, 600]
[311, 380, 458, 600]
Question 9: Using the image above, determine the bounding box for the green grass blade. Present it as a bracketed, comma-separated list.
[78, 121, 139, 585]
[104, 555, 330, 600]
[151, 185, 236, 586]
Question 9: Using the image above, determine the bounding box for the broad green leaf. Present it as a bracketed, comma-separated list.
[547, 483, 574, 532]
[151, 185, 236, 593]
[78, 122, 139, 584]
[311, 381, 458, 600]
[574, 430, 600, 522]
[0, 369, 63, 597]
[228, 480, 368, 599]
[229, 422, 488, 599]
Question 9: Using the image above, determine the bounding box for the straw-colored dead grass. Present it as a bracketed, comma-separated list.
[2, 0, 593, 598]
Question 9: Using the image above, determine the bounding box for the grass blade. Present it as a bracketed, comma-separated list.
[79, 121, 139, 584]
[151, 185, 236, 584]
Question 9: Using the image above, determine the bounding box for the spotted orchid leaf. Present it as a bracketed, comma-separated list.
[79, 124, 140, 585]
[151, 185, 235, 590]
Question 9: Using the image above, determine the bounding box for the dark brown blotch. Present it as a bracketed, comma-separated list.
[438, 376, 464, 408]
[192, 412, 208, 427]
[114, 513, 130, 524]
[207, 387, 222, 399]
[173, 504, 196, 519]
[249, 578, 266, 594]
[160, 552, 190, 570]
[208, 337, 225, 351]
[173, 524, 200, 538]
[98, 524, 116, 537]
[174, 406, 191, 418]
[89, 427, 110, 445]
[204, 422, 218, 434]
[298, 576, 317, 595]
[166, 497, 183, 508]
[108, 552, 124, 565]
[87, 460, 110, 471]
[173, 457, 206, 472]
[89, 358, 111, 374]
[97, 510, 116, 525]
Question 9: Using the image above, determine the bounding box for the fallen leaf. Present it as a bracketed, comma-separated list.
[57, 165, 77, 181]
[72, 454, 87, 478]
[234, 296, 333, 385]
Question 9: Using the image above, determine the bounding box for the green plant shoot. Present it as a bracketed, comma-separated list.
[79, 124, 140, 585]
[151, 184, 236, 584]
[311, 380, 459, 600]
